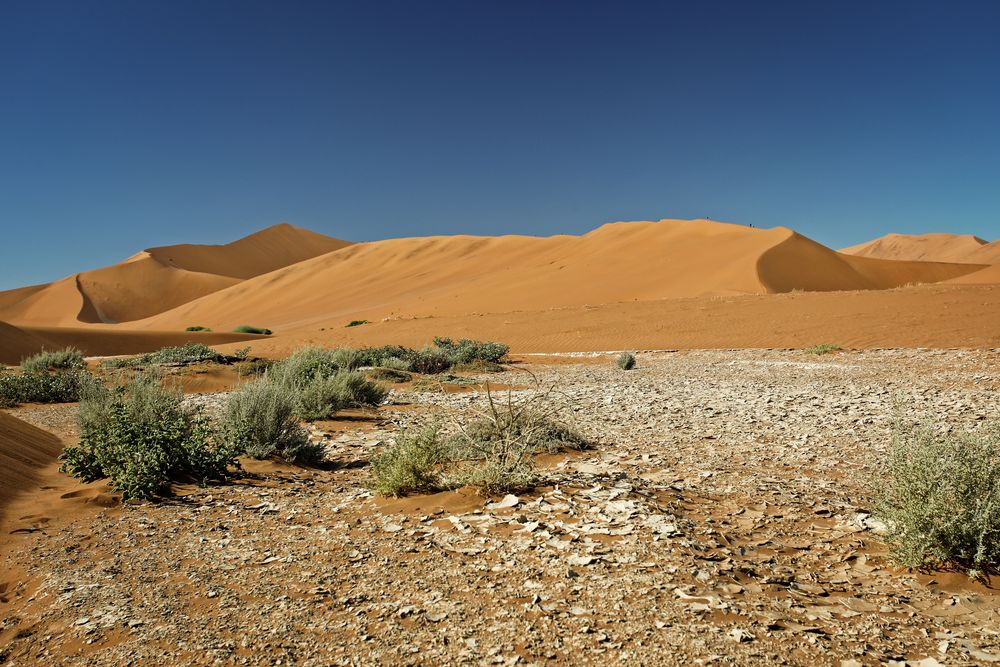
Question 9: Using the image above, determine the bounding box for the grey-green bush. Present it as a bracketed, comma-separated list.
[617, 351, 636, 371]
[0, 369, 98, 406]
[222, 378, 322, 464]
[369, 424, 449, 496]
[60, 374, 236, 501]
[21, 347, 86, 373]
[295, 370, 388, 420]
[432, 337, 509, 364]
[874, 417, 1000, 572]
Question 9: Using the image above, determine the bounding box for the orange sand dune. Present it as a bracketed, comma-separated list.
[129, 219, 981, 335]
[198, 283, 1000, 356]
[840, 232, 992, 263]
[0, 223, 350, 326]
[963, 239, 1000, 265]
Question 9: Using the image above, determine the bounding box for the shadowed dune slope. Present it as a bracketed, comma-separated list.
[0, 321, 56, 365]
[0, 412, 64, 522]
[0, 224, 351, 326]
[840, 233, 992, 263]
[130, 219, 982, 334]
[946, 262, 1000, 284]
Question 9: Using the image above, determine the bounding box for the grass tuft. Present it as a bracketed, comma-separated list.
[346, 319, 370, 327]
[807, 343, 842, 355]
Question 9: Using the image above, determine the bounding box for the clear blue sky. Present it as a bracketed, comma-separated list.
[2, 0, 999, 289]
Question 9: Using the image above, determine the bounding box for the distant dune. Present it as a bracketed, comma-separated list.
[840, 232, 993, 263]
[0, 224, 350, 326]
[1, 218, 998, 356]
[128, 219, 981, 334]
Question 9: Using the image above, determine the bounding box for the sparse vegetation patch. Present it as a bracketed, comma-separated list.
[101, 343, 224, 369]
[807, 343, 841, 355]
[185, 326, 212, 332]
[346, 319, 370, 327]
[370, 385, 588, 496]
[221, 378, 323, 464]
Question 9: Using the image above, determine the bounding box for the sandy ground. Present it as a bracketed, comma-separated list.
[1, 350, 999, 665]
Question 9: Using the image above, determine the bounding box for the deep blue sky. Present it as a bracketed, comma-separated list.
[2, 1, 999, 289]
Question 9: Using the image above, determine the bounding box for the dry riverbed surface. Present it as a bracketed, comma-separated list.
[2, 349, 1000, 666]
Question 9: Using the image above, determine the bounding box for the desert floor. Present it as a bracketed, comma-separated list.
[2, 349, 999, 666]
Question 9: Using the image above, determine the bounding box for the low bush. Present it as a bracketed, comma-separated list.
[295, 370, 388, 420]
[0, 369, 98, 406]
[807, 343, 841, 355]
[234, 325, 272, 335]
[101, 343, 222, 369]
[432, 337, 509, 364]
[452, 359, 505, 373]
[185, 326, 212, 332]
[874, 417, 1000, 573]
[409, 347, 453, 374]
[269, 347, 350, 386]
[21, 347, 86, 373]
[346, 319, 370, 327]
[60, 374, 236, 501]
[369, 424, 449, 496]
[221, 378, 322, 463]
[617, 351, 636, 370]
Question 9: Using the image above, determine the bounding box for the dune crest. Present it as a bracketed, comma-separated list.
[0, 224, 351, 326]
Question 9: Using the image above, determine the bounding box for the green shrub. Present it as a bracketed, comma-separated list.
[617, 351, 636, 370]
[409, 347, 453, 374]
[0, 369, 98, 406]
[432, 337, 509, 364]
[21, 347, 86, 373]
[874, 417, 1000, 572]
[269, 347, 349, 386]
[185, 326, 212, 332]
[356, 345, 415, 368]
[369, 424, 449, 496]
[233, 325, 272, 335]
[346, 319, 370, 327]
[221, 378, 322, 464]
[60, 374, 236, 501]
[101, 343, 222, 369]
[232, 346, 251, 361]
[807, 343, 841, 355]
[295, 371, 388, 420]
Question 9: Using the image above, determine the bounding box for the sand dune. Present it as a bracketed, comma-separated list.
[0, 224, 350, 326]
[962, 239, 1000, 265]
[840, 232, 993, 263]
[125, 219, 980, 334]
